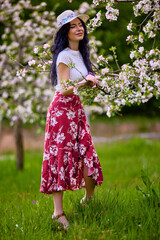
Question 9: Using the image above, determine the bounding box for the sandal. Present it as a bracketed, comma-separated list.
[80, 196, 94, 206]
[52, 212, 69, 230]
[80, 196, 86, 205]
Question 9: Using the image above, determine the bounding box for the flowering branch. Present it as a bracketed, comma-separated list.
[138, 10, 154, 32]
[67, 62, 109, 95]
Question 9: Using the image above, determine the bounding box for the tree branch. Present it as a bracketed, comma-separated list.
[36, 35, 54, 45]
[139, 10, 153, 32]
[73, 65, 109, 95]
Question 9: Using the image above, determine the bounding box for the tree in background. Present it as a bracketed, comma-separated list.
[0, 0, 57, 169]
[84, 0, 160, 116]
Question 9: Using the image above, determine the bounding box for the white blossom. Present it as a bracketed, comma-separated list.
[138, 34, 144, 43]
[138, 47, 144, 54]
[28, 60, 36, 66]
[43, 43, 50, 49]
[101, 68, 109, 75]
[127, 22, 133, 31]
[130, 51, 136, 59]
[34, 46, 39, 54]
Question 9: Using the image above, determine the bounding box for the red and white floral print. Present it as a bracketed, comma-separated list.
[40, 92, 103, 194]
[66, 110, 76, 120]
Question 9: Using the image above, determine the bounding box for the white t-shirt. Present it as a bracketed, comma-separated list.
[55, 47, 88, 92]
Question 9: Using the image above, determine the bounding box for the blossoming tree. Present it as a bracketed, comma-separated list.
[75, 0, 160, 117]
[0, 0, 57, 169]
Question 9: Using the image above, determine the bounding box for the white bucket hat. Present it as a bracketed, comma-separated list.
[56, 10, 89, 33]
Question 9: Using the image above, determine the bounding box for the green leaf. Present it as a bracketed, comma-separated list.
[136, 185, 148, 197]
[109, 46, 116, 52]
[141, 170, 152, 189]
[152, 189, 160, 201]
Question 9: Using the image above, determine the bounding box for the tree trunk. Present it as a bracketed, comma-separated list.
[14, 118, 24, 170]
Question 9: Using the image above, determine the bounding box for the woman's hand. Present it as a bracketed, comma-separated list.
[85, 74, 99, 87]
[76, 74, 100, 89]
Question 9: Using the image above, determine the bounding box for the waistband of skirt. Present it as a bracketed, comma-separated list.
[55, 91, 80, 99]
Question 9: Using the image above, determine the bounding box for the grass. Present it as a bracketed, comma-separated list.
[90, 114, 160, 125]
[0, 138, 160, 240]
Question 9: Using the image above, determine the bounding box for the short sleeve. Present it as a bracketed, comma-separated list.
[56, 51, 71, 67]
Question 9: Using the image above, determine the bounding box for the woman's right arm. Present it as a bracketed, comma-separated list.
[57, 63, 97, 96]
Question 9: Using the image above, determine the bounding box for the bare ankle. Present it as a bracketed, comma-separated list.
[53, 210, 64, 217]
[86, 195, 94, 200]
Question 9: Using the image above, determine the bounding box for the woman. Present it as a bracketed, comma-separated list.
[40, 10, 103, 230]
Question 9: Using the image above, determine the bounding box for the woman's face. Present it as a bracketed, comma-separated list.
[68, 18, 84, 42]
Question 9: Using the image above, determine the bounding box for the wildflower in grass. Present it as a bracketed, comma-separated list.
[32, 200, 35, 204]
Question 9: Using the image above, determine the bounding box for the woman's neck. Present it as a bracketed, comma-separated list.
[68, 40, 79, 51]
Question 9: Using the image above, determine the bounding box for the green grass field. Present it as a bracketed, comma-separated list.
[0, 138, 160, 240]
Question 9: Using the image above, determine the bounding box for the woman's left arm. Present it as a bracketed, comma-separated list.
[58, 63, 98, 95]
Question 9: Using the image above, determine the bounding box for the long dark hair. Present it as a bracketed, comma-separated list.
[50, 18, 93, 86]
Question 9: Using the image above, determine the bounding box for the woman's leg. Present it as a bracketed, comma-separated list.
[53, 191, 64, 216]
[83, 164, 95, 200]
[53, 191, 69, 228]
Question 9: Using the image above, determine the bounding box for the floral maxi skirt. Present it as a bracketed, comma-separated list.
[40, 92, 103, 193]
